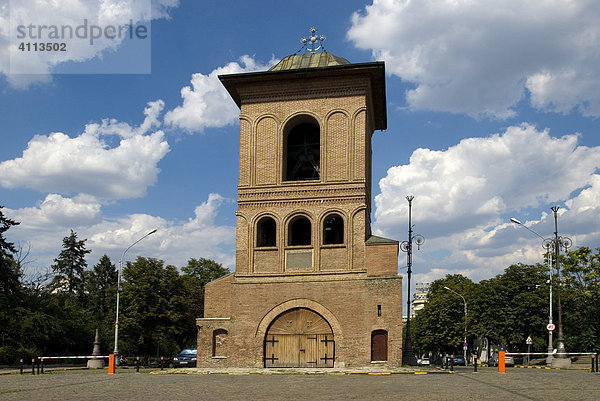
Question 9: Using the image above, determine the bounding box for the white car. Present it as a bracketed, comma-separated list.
[417, 358, 430, 366]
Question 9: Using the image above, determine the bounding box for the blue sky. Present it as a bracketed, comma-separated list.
[1, 0, 599, 293]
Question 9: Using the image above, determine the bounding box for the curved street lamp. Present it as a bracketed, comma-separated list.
[113, 229, 157, 357]
[443, 286, 467, 364]
[400, 195, 425, 366]
[510, 217, 555, 364]
[510, 207, 571, 366]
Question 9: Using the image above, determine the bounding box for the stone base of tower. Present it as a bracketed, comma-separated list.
[196, 272, 403, 368]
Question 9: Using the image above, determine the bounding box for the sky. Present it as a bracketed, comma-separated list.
[1, 0, 599, 298]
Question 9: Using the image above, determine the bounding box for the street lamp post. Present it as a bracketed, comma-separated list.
[510, 207, 571, 368]
[113, 229, 157, 357]
[400, 195, 425, 366]
[510, 217, 554, 364]
[444, 286, 467, 364]
[550, 206, 572, 366]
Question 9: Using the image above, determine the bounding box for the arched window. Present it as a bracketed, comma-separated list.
[257, 217, 276, 247]
[288, 216, 311, 246]
[213, 329, 228, 357]
[323, 214, 344, 245]
[284, 122, 320, 181]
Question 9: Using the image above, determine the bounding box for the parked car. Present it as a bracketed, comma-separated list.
[452, 355, 466, 366]
[417, 358, 430, 366]
[488, 353, 514, 367]
[172, 348, 197, 368]
[505, 355, 515, 366]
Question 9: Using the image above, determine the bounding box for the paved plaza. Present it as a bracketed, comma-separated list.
[1, 366, 599, 400]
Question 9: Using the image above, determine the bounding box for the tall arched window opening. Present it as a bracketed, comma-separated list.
[288, 216, 312, 246]
[323, 214, 344, 245]
[257, 217, 277, 247]
[213, 329, 228, 357]
[284, 122, 320, 181]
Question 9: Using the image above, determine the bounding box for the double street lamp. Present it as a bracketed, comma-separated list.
[510, 206, 571, 366]
[510, 217, 555, 364]
[113, 229, 157, 357]
[400, 196, 425, 366]
[444, 286, 467, 364]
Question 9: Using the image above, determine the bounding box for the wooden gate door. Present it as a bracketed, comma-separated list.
[371, 330, 388, 362]
[265, 308, 334, 368]
[299, 335, 318, 367]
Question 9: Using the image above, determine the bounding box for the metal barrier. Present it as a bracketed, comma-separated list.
[504, 352, 598, 357]
[38, 355, 110, 374]
[502, 352, 598, 373]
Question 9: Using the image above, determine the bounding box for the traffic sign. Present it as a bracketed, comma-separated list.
[526, 336, 533, 345]
[547, 323, 555, 331]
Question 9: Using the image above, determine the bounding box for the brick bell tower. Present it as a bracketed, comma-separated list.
[197, 30, 403, 368]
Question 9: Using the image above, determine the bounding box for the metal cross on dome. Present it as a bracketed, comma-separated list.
[300, 27, 326, 53]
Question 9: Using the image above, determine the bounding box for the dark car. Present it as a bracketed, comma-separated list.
[452, 355, 466, 366]
[172, 348, 197, 368]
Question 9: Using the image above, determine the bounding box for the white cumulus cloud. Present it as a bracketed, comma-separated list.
[0, 100, 170, 200]
[5, 193, 235, 278]
[164, 55, 276, 132]
[348, 0, 600, 118]
[10, 193, 102, 231]
[374, 124, 600, 280]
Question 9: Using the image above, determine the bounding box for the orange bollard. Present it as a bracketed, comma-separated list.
[108, 354, 115, 374]
[498, 351, 505, 373]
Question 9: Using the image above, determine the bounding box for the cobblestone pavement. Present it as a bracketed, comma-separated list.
[0, 366, 598, 400]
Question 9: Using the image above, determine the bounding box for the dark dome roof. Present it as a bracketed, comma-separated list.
[269, 52, 350, 71]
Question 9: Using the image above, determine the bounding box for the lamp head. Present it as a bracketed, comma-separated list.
[510, 218, 522, 225]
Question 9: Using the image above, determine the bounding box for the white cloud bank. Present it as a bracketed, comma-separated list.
[6, 193, 235, 277]
[164, 55, 276, 132]
[0, 100, 169, 200]
[0, 55, 276, 278]
[348, 0, 600, 118]
[374, 124, 600, 281]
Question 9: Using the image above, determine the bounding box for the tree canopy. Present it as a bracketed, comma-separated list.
[51, 230, 91, 299]
[412, 249, 600, 357]
[0, 217, 229, 364]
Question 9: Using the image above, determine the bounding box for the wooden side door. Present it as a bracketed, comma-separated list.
[371, 330, 388, 362]
[317, 334, 335, 367]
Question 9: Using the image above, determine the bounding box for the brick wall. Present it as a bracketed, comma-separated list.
[199, 273, 403, 368]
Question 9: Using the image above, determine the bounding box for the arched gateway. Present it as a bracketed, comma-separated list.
[264, 308, 334, 368]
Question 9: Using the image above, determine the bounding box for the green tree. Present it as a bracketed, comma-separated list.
[120, 257, 183, 361]
[86, 255, 117, 321]
[0, 206, 22, 350]
[182, 258, 231, 288]
[51, 230, 91, 300]
[412, 274, 476, 355]
[472, 263, 548, 351]
[0, 206, 21, 301]
[16, 289, 92, 356]
[561, 246, 600, 351]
